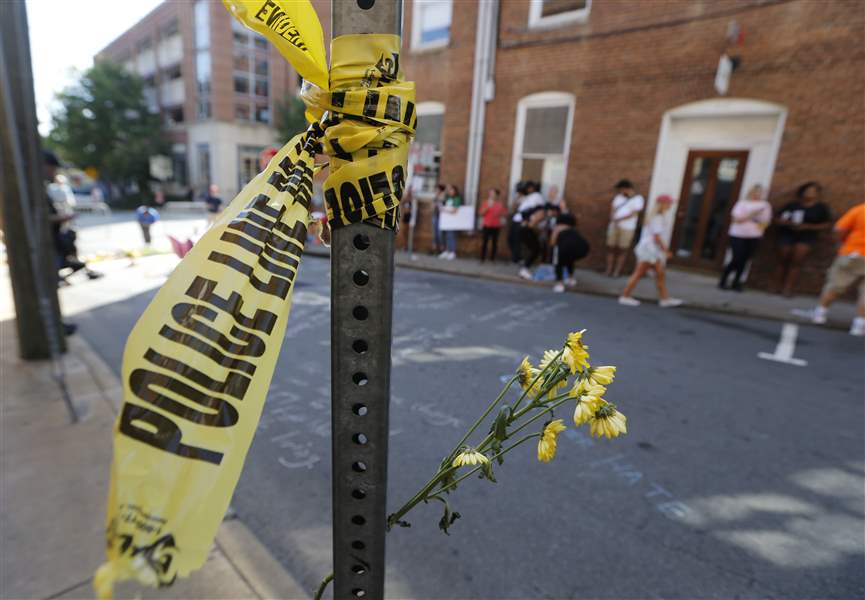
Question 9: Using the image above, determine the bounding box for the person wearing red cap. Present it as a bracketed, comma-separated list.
[618, 194, 683, 308]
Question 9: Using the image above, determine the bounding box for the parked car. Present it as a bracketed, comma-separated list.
[71, 184, 111, 215]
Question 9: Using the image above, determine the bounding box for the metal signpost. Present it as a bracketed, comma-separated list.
[330, 1, 402, 598]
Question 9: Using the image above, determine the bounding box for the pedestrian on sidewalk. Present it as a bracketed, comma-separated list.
[438, 184, 462, 260]
[517, 181, 546, 280]
[479, 188, 506, 262]
[135, 204, 160, 245]
[618, 195, 683, 308]
[719, 184, 772, 291]
[205, 184, 223, 226]
[431, 183, 445, 255]
[773, 181, 831, 296]
[550, 212, 590, 293]
[507, 181, 528, 264]
[606, 179, 644, 278]
[793, 202, 865, 336]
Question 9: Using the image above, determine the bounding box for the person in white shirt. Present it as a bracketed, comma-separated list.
[719, 184, 772, 291]
[618, 194, 683, 308]
[606, 179, 645, 277]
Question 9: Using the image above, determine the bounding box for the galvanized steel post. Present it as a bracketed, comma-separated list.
[330, 1, 402, 598]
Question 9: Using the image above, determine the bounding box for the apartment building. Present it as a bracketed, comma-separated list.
[391, 0, 863, 292]
[96, 0, 303, 200]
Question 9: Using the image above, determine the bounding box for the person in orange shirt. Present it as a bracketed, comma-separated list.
[796, 202, 865, 335]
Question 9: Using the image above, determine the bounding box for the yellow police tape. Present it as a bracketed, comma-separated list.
[94, 2, 414, 596]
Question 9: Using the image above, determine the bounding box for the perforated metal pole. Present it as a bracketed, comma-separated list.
[330, 2, 402, 599]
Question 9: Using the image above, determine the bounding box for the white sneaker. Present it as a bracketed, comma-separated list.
[553, 282, 565, 293]
[791, 307, 827, 324]
[850, 317, 865, 336]
[438, 251, 449, 259]
[659, 298, 684, 308]
[618, 296, 640, 306]
[445, 252, 456, 260]
[565, 277, 577, 288]
[518, 268, 533, 280]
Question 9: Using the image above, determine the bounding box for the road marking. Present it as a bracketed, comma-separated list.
[758, 322, 807, 367]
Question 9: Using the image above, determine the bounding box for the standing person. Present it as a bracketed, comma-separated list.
[135, 204, 160, 245]
[605, 179, 645, 277]
[204, 184, 223, 226]
[794, 202, 865, 336]
[773, 181, 831, 296]
[431, 183, 445, 255]
[618, 195, 683, 307]
[550, 212, 590, 293]
[719, 184, 772, 291]
[507, 181, 527, 264]
[479, 188, 506, 262]
[438, 184, 462, 260]
[517, 181, 546, 280]
[397, 188, 413, 251]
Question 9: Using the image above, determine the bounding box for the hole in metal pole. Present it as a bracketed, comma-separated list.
[352, 589, 367, 598]
[353, 270, 370, 286]
[351, 515, 366, 525]
[352, 372, 368, 386]
[356, 0, 375, 9]
[352, 339, 368, 354]
[353, 305, 369, 320]
[352, 403, 368, 416]
[352, 461, 367, 473]
[352, 489, 367, 499]
[353, 433, 368, 445]
[351, 540, 366, 550]
[353, 233, 371, 250]
[351, 565, 367, 575]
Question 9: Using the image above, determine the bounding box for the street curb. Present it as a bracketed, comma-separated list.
[302, 246, 851, 331]
[69, 334, 310, 600]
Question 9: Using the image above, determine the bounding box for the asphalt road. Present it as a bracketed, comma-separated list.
[72, 253, 864, 600]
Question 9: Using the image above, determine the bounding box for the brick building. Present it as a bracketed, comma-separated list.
[96, 0, 313, 201]
[388, 0, 864, 293]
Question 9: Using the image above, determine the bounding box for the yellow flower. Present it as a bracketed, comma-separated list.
[588, 366, 616, 386]
[570, 379, 606, 401]
[564, 330, 590, 374]
[452, 448, 490, 468]
[537, 419, 567, 462]
[588, 401, 627, 439]
[517, 356, 540, 394]
[538, 349, 561, 371]
[573, 393, 603, 426]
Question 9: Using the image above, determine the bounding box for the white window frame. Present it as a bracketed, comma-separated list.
[410, 101, 445, 199]
[528, 0, 592, 30]
[508, 92, 575, 202]
[411, 0, 452, 52]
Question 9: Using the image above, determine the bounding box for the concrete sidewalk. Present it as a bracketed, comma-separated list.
[305, 245, 858, 330]
[0, 319, 309, 600]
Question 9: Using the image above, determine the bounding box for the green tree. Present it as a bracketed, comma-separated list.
[47, 61, 165, 195]
[274, 96, 309, 143]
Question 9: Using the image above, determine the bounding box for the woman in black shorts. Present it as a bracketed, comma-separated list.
[773, 181, 831, 296]
[551, 212, 590, 293]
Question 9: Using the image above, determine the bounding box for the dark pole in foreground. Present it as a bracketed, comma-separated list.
[0, 0, 66, 360]
[330, 1, 402, 599]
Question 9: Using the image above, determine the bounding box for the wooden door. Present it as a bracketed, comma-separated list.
[671, 150, 749, 268]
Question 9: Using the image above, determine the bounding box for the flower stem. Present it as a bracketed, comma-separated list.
[436, 433, 541, 494]
[446, 374, 518, 464]
[313, 572, 334, 600]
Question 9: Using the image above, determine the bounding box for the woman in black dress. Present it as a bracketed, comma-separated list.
[773, 181, 832, 296]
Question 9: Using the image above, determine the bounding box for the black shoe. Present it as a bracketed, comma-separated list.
[86, 270, 104, 280]
[62, 322, 77, 336]
[718, 281, 729, 290]
[731, 283, 744, 292]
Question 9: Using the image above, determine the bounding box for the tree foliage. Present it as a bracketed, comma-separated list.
[274, 96, 309, 143]
[47, 61, 165, 191]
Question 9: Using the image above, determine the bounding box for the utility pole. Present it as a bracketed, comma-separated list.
[0, 0, 67, 360]
[330, 1, 402, 599]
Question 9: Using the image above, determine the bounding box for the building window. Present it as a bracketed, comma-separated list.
[235, 104, 251, 121]
[194, 0, 209, 49]
[234, 53, 250, 71]
[255, 105, 270, 124]
[509, 92, 575, 199]
[234, 75, 250, 95]
[160, 19, 179, 39]
[197, 143, 211, 190]
[411, 0, 452, 51]
[163, 64, 182, 80]
[164, 106, 184, 126]
[238, 145, 265, 190]
[254, 35, 268, 50]
[198, 99, 211, 119]
[410, 101, 444, 197]
[255, 58, 268, 77]
[254, 78, 269, 98]
[171, 146, 188, 186]
[528, 0, 591, 29]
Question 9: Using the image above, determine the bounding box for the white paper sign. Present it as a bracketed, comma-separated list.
[439, 206, 475, 231]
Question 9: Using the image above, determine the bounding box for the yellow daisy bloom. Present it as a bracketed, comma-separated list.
[538, 349, 561, 371]
[452, 448, 490, 468]
[564, 330, 590, 373]
[517, 356, 540, 394]
[588, 366, 616, 386]
[588, 402, 627, 439]
[537, 419, 567, 462]
[573, 393, 603, 426]
[570, 379, 606, 400]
